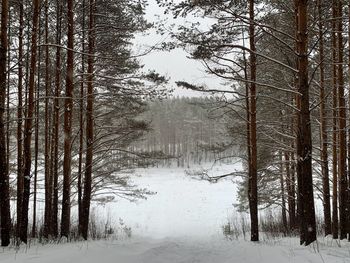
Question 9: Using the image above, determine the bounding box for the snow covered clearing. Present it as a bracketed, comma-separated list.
[97, 164, 241, 239]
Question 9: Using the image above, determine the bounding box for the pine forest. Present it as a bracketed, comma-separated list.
[0, 0, 350, 262]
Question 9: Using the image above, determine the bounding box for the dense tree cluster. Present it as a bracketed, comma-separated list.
[0, 0, 166, 246]
[139, 97, 237, 167]
[1, 0, 350, 249]
[159, 0, 350, 245]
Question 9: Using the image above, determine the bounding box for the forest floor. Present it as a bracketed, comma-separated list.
[1, 164, 350, 262]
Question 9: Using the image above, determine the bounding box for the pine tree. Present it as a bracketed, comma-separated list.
[21, 0, 40, 244]
[61, 0, 75, 238]
[248, 0, 258, 242]
[295, 0, 316, 245]
[0, 0, 11, 247]
[81, 0, 96, 240]
[317, 0, 331, 236]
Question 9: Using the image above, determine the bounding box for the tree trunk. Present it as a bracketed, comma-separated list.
[51, 0, 62, 238]
[295, 0, 317, 246]
[6, 7, 10, 183]
[336, 0, 348, 240]
[21, 0, 40, 243]
[61, 0, 74, 238]
[248, 0, 258, 242]
[31, 55, 40, 237]
[317, 0, 331, 236]
[81, 0, 96, 240]
[32, 12, 42, 238]
[43, 0, 53, 238]
[16, 0, 24, 242]
[0, 0, 11, 247]
[78, 0, 86, 236]
[331, 0, 339, 240]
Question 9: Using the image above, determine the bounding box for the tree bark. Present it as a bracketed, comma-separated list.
[0, 0, 11, 247]
[78, 0, 86, 236]
[21, 0, 40, 243]
[51, 0, 62, 238]
[43, 0, 53, 238]
[248, 0, 258, 242]
[317, 0, 331, 236]
[6, 7, 10, 184]
[61, 0, 75, 238]
[295, 0, 317, 246]
[32, 11, 43, 238]
[331, 0, 339, 240]
[16, 0, 24, 242]
[336, 0, 348, 240]
[81, 0, 96, 240]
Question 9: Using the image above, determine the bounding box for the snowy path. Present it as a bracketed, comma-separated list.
[2, 237, 350, 263]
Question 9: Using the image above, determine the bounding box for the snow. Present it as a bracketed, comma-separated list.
[2, 236, 350, 263]
[2, 163, 350, 262]
[98, 164, 240, 239]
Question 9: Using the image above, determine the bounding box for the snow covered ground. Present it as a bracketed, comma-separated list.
[98, 163, 241, 239]
[2, 163, 350, 262]
[2, 235, 350, 263]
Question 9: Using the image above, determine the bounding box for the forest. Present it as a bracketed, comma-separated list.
[0, 0, 349, 258]
[139, 97, 237, 167]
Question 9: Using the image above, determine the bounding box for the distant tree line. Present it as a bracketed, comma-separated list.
[138, 97, 237, 167]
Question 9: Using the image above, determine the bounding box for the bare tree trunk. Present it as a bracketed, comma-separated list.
[81, 0, 96, 240]
[6, 8, 10, 182]
[248, 0, 258, 242]
[24, 16, 30, 117]
[336, 0, 348, 240]
[317, 0, 331, 236]
[61, 0, 75, 238]
[331, 0, 339, 240]
[51, 0, 62, 238]
[21, 0, 40, 243]
[78, 0, 86, 236]
[43, 0, 53, 238]
[295, 0, 316, 246]
[32, 12, 42, 238]
[0, 0, 11, 247]
[16, 0, 24, 241]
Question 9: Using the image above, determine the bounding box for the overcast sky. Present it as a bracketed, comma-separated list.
[135, 0, 224, 97]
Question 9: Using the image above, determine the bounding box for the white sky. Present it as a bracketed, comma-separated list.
[134, 0, 225, 97]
